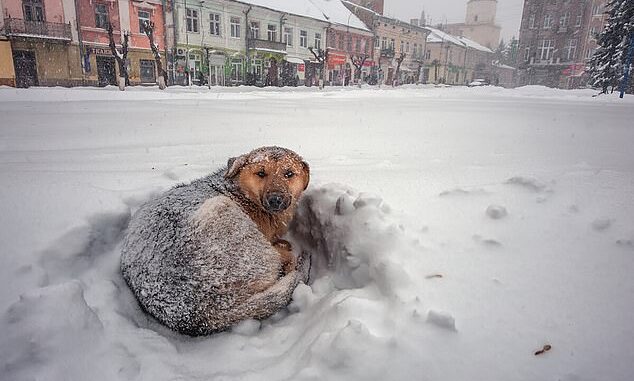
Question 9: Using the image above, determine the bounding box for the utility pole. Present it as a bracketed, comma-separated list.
[619, 32, 634, 99]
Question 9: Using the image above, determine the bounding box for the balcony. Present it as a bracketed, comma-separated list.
[3, 18, 72, 41]
[247, 38, 286, 54]
[380, 48, 395, 58]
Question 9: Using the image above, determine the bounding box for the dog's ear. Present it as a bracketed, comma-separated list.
[301, 161, 310, 190]
[225, 154, 248, 179]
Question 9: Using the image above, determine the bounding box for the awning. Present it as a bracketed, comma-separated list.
[285, 56, 305, 64]
[253, 47, 287, 55]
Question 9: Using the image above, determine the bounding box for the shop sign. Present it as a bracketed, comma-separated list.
[88, 46, 111, 55]
[363, 60, 374, 67]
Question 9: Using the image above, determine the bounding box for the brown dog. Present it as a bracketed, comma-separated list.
[226, 147, 310, 273]
[121, 146, 311, 335]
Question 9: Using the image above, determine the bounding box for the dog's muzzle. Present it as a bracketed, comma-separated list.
[263, 193, 290, 213]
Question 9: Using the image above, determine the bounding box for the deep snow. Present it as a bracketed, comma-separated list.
[0, 85, 633, 381]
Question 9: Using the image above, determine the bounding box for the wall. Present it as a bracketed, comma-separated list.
[466, 0, 497, 25]
[0, 39, 16, 86]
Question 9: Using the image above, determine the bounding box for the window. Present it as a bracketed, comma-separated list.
[381, 37, 387, 49]
[400, 40, 404, 53]
[230, 17, 240, 38]
[355, 38, 361, 52]
[186, 8, 199, 33]
[338, 34, 343, 50]
[586, 48, 595, 59]
[528, 14, 536, 29]
[23, 0, 44, 22]
[589, 26, 597, 40]
[95, 4, 109, 29]
[592, 4, 601, 15]
[538, 39, 554, 60]
[543, 14, 553, 29]
[565, 39, 577, 61]
[231, 59, 243, 82]
[364, 39, 369, 54]
[314, 33, 321, 50]
[413, 43, 418, 58]
[524, 47, 530, 61]
[560, 12, 570, 28]
[267, 24, 277, 42]
[210, 13, 221, 36]
[390, 38, 395, 50]
[347, 35, 352, 51]
[375, 37, 380, 48]
[300, 30, 308, 48]
[138, 10, 150, 33]
[425, 49, 431, 60]
[250, 21, 259, 39]
[140, 59, 156, 83]
[575, 15, 582, 27]
[283, 27, 293, 46]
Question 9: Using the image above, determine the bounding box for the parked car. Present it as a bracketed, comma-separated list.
[468, 79, 489, 87]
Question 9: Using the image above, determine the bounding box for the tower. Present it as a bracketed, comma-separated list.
[465, 0, 498, 25]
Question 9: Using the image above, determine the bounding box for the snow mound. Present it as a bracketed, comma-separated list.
[486, 205, 508, 219]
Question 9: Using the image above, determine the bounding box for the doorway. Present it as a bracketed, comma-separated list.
[96, 56, 117, 86]
[13, 50, 38, 88]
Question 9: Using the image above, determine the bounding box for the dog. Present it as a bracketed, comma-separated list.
[120, 146, 311, 336]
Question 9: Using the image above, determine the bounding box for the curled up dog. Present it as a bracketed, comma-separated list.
[120, 146, 311, 336]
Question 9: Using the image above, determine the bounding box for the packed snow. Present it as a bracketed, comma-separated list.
[1, 85, 634, 381]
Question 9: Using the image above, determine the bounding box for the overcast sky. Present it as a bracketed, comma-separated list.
[383, 0, 524, 42]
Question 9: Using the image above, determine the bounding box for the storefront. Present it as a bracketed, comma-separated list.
[83, 45, 162, 86]
[327, 52, 347, 86]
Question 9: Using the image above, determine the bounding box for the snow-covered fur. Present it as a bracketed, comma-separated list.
[121, 149, 310, 336]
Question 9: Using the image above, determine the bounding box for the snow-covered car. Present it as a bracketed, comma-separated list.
[468, 79, 489, 87]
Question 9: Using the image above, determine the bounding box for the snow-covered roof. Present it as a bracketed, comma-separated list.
[425, 27, 464, 47]
[236, 0, 370, 32]
[308, 0, 370, 31]
[457, 36, 493, 53]
[425, 27, 493, 54]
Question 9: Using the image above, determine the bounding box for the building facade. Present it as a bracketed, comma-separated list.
[1, 0, 81, 87]
[343, 0, 429, 85]
[445, 0, 501, 50]
[424, 27, 493, 85]
[77, 0, 167, 86]
[172, 0, 329, 86]
[517, 0, 595, 88]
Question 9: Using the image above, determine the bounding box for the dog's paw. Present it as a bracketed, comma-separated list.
[273, 239, 292, 252]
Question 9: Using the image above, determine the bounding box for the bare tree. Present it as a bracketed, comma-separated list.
[107, 22, 129, 91]
[393, 52, 406, 87]
[309, 47, 329, 89]
[142, 21, 168, 89]
[350, 54, 368, 86]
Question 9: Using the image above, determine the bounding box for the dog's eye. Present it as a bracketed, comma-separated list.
[256, 171, 266, 178]
[285, 171, 295, 179]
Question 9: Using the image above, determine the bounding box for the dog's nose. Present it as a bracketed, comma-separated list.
[265, 193, 289, 212]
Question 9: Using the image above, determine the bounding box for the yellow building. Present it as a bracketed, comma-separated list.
[0, 38, 16, 86]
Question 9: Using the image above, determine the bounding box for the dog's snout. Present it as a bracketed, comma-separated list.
[264, 193, 289, 213]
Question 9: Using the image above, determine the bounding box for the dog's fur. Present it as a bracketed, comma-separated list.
[120, 147, 310, 336]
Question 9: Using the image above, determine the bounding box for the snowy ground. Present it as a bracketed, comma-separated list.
[1, 85, 633, 381]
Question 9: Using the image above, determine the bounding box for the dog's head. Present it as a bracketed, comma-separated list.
[225, 147, 310, 214]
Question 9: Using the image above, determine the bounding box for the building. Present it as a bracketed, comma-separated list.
[77, 0, 167, 86]
[582, 0, 608, 63]
[1, 0, 81, 87]
[346, 0, 384, 15]
[424, 27, 493, 85]
[343, 1, 429, 85]
[172, 0, 333, 86]
[444, 0, 501, 50]
[517, 0, 594, 88]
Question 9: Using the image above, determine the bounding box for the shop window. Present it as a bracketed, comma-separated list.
[140, 59, 156, 83]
